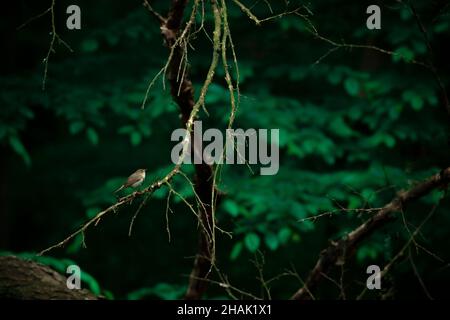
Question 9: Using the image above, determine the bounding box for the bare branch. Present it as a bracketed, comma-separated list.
[232, 0, 303, 26]
[17, 7, 52, 30]
[20, 0, 73, 90]
[291, 167, 450, 300]
[409, 248, 433, 300]
[142, 0, 166, 24]
[357, 204, 438, 300]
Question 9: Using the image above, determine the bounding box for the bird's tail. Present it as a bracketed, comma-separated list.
[114, 185, 125, 193]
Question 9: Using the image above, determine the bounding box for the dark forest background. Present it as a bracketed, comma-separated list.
[1, 0, 449, 299]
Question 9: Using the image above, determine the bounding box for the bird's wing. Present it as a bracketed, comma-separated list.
[125, 172, 141, 187]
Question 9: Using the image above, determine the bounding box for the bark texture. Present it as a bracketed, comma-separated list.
[0, 256, 98, 300]
[147, 0, 219, 300]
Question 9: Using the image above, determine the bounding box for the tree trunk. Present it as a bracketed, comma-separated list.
[0, 256, 98, 300]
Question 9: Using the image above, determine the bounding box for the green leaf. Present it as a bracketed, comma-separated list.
[106, 34, 119, 46]
[127, 92, 143, 104]
[150, 283, 183, 300]
[102, 290, 114, 300]
[423, 189, 443, 204]
[33, 256, 66, 272]
[160, 284, 186, 300]
[400, 7, 412, 20]
[412, 40, 426, 54]
[393, 47, 414, 63]
[69, 121, 85, 135]
[138, 123, 151, 137]
[278, 130, 290, 147]
[20, 108, 34, 119]
[127, 288, 154, 300]
[118, 125, 135, 134]
[66, 234, 84, 254]
[344, 78, 360, 96]
[278, 227, 292, 244]
[265, 233, 279, 251]
[348, 195, 361, 209]
[292, 233, 301, 242]
[127, 283, 185, 300]
[300, 219, 315, 232]
[81, 39, 99, 53]
[402, 91, 424, 111]
[357, 245, 378, 262]
[291, 202, 307, 220]
[427, 95, 438, 106]
[9, 135, 31, 167]
[86, 127, 99, 145]
[86, 207, 100, 219]
[384, 134, 396, 148]
[205, 83, 226, 104]
[223, 199, 240, 217]
[230, 242, 243, 260]
[81, 272, 101, 295]
[327, 69, 342, 85]
[411, 96, 424, 110]
[434, 21, 449, 33]
[130, 132, 142, 146]
[330, 117, 353, 138]
[244, 233, 260, 252]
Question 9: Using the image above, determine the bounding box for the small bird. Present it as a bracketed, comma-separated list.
[114, 169, 147, 193]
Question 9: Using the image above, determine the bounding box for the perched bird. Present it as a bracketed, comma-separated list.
[114, 169, 147, 193]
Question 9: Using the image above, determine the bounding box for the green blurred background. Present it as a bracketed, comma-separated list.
[1, 0, 449, 299]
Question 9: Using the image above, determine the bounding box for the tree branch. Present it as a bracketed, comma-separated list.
[149, 0, 223, 300]
[143, 0, 166, 24]
[291, 167, 450, 300]
[0, 256, 98, 299]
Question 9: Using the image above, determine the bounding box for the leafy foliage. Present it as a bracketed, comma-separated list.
[1, 0, 449, 299]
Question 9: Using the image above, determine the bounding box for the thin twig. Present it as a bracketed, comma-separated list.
[409, 248, 433, 300]
[143, 0, 166, 24]
[291, 167, 450, 300]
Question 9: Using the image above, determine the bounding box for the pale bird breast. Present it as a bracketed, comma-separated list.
[131, 179, 144, 188]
